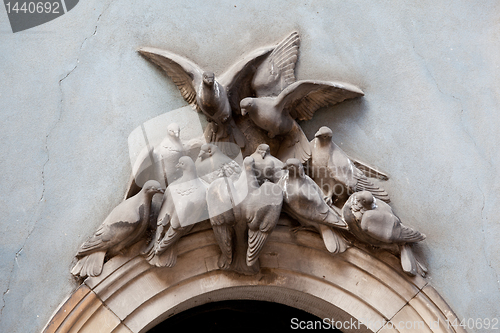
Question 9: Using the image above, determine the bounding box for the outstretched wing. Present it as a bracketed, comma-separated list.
[252, 31, 300, 97]
[276, 80, 364, 121]
[218, 46, 274, 115]
[138, 47, 204, 111]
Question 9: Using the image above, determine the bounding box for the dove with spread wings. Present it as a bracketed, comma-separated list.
[138, 32, 301, 158]
[240, 80, 364, 164]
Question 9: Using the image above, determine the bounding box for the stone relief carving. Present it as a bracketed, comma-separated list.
[342, 191, 427, 276]
[71, 180, 164, 277]
[71, 31, 427, 279]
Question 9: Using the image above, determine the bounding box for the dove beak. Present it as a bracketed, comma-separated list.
[315, 127, 332, 139]
[315, 132, 327, 139]
[241, 107, 247, 116]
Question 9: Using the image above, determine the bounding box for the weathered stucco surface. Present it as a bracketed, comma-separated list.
[0, 1, 498, 332]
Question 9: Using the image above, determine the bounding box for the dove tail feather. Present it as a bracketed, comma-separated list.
[71, 251, 106, 278]
[246, 229, 268, 266]
[144, 243, 156, 262]
[71, 257, 86, 277]
[156, 227, 182, 254]
[416, 259, 428, 277]
[152, 225, 193, 267]
[212, 223, 234, 268]
[151, 246, 178, 268]
[400, 244, 418, 276]
[319, 224, 349, 254]
[163, 246, 178, 267]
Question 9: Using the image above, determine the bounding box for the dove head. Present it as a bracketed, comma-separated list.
[240, 98, 255, 116]
[176, 156, 195, 172]
[283, 158, 305, 178]
[202, 72, 215, 86]
[315, 126, 333, 142]
[167, 123, 180, 139]
[198, 143, 217, 161]
[255, 144, 270, 159]
[356, 191, 376, 210]
[142, 180, 164, 196]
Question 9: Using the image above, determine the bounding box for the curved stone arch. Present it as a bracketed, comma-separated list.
[42, 224, 466, 333]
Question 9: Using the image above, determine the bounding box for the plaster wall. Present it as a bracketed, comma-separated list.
[0, 1, 498, 332]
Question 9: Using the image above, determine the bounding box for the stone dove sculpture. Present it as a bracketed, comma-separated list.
[146, 156, 209, 267]
[206, 176, 240, 271]
[309, 126, 390, 206]
[250, 143, 285, 184]
[205, 156, 248, 271]
[279, 158, 349, 254]
[155, 123, 186, 184]
[342, 191, 427, 276]
[195, 143, 241, 184]
[240, 80, 364, 163]
[71, 180, 164, 278]
[242, 156, 283, 267]
[124, 122, 203, 199]
[206, 156, 282, 273]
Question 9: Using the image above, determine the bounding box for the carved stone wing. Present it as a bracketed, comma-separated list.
[124, 146, 161, 199]
[218, 46, 274, 114]
[246, 194, 282, 266]
[138, 47, 204, 112]
[351, 158, 389, 180]
[276, 80, 364, 121]
[351, 170, 391, 203]
[75, 221, 135, 257]
[251, 31, 300, 97]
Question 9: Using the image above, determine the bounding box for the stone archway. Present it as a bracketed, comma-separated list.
[42, 222, 466, 333]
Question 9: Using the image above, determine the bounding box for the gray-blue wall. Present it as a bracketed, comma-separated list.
[1, 1, 498, 332]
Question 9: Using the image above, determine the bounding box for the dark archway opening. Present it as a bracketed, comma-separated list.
[147, 300, 342, 332]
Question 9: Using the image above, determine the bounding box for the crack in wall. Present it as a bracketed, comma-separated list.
[477, 184, 500, 291]
[412, 42, 500, 296]
[412, 45, 463, 106]
[0, 0, 116, 323]
[412, 45, 495, 173]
